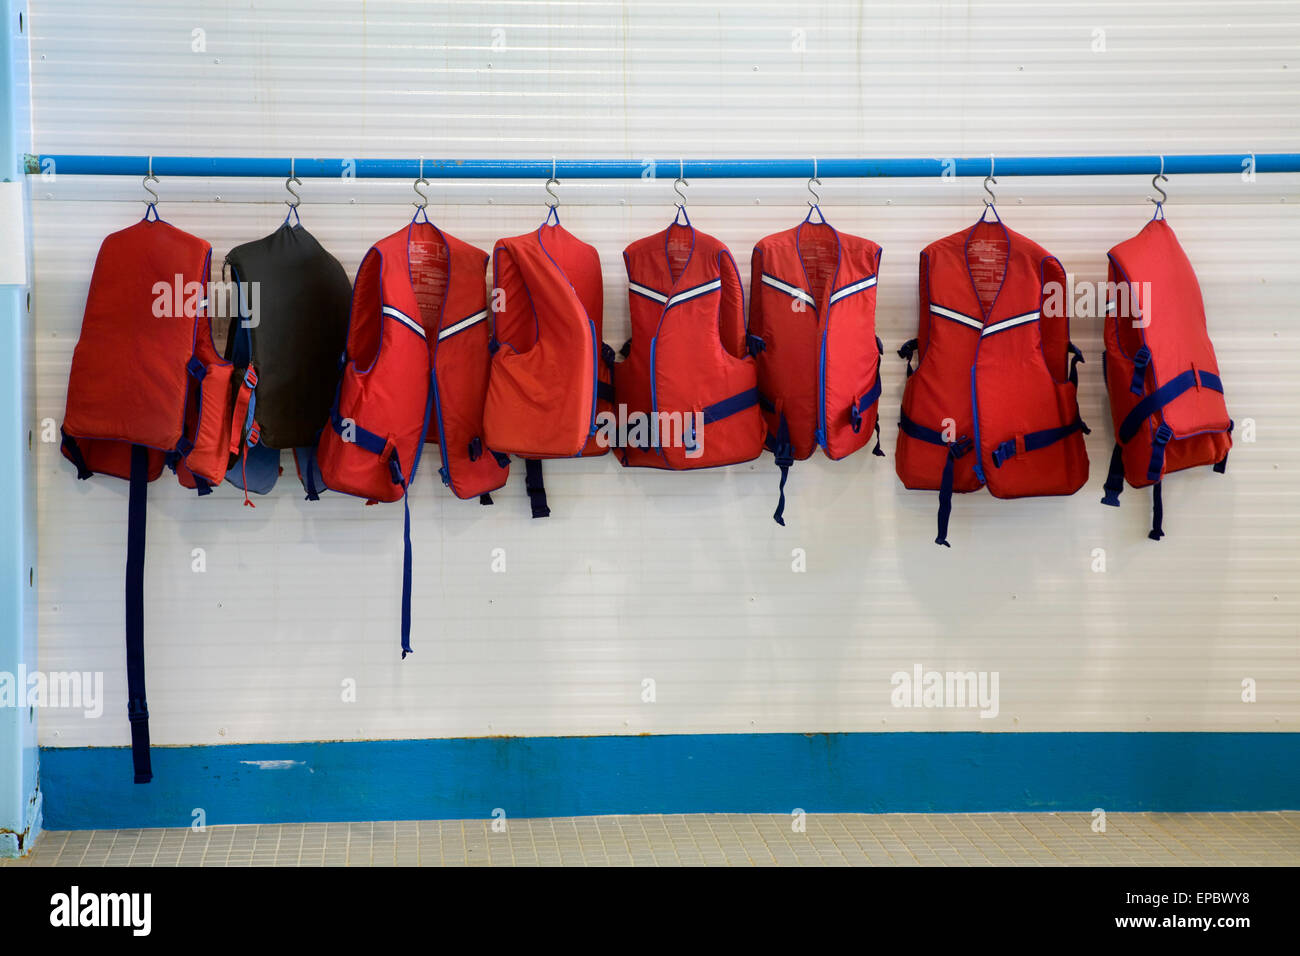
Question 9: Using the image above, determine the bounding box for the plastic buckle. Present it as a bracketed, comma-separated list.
[487, 337, 500, 355]
[774, 443, 794, 469]
[468, 436, 483, 462]
[186, 357, 206, 380]
[1154, 423, 1174, 446]
[244, 367, 258, 389]
[127, 697, 150, 722]
[176, 437, 195, 456]
[438, 465, 451, 486]
[746, 333, 766, 358]
[1133, 346, 1151, 370]
[247, 423, 261, 448]
[949, 436, 973, 459]
[849, 402, 862, 434]
[992, 439, 1015, 467]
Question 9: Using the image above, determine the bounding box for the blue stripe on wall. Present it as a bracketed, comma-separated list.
[41, 732, 1300, 830]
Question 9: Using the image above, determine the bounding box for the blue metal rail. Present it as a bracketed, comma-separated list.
[22, 153, 1300, 179]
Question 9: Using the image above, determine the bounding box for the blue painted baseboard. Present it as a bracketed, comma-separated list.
[40, 732, 1300, 830]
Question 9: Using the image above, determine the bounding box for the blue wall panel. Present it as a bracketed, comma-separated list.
[41, 732, 1300, 830]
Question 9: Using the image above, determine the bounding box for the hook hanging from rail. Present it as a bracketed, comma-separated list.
[1150, 154, 1168, 220]
[412, 157, 432, 223]
[671, 159, 690, 225]
[804, 157, 827, 224]
[284, 157, 302, 225]
[141, 155, 160, 220]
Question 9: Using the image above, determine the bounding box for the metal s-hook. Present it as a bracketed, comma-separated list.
[982, 154, 997, 208]
[807, 156, 822, 207]
[285, 157, 302, 209]
[142, 155, 160, 216]
[412, 156, 431, 210]
[544, 156, 561, 210]
[1150, 155, 1168, 219]
[672, 158, 689, 208]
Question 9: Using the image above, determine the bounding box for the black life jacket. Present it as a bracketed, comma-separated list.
[223, 217, 352, 499]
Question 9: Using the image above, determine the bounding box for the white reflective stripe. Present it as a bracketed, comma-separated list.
[828, 275, 877, 304]
[668, 277, 723, 308]
[982, 311, 1040, 337]
[761, 273, 815, 306]
[629, 281, 668, 303]
[383, 304, 426, 339]
[437, 309, 488, 341]
[930, 304, 983, 330]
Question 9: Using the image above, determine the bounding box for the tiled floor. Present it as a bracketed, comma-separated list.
[5, 812, 1298, 866]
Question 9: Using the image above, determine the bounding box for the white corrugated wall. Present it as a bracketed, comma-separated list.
[27, 1, 1300, 746]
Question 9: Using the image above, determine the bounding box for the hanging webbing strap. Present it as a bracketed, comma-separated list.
[769, 410, 794, 527]
[900, 412, 972, 548]
[1149, 481, 1165, 541]
[1067, 343, 1085, 387]
[990, 417, 1089, 468]
[329, 409, 414, 655]
[60, 428, 93, 480]
[524, 458, 550, 518]
[1100, 442, 1126, 507]
[125, 444, 152, 784]
[898, 339, 919, 378]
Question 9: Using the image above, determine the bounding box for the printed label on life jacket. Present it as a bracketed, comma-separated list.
[967, 236, 1007, 315]
[409, 238, 449, 333]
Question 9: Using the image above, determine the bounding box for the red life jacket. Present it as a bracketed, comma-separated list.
[615, 215, 765, 470]
[59, 212, 241, 783]
[1100, 215, 1231, 539]
[318, 216, 508, 656]
[749, 217, 885, 524]
[483, 211, 612, 516]
[896, 213, 1089, 546]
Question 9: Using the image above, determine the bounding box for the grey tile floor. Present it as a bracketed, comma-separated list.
[4, 811, 1297, 866]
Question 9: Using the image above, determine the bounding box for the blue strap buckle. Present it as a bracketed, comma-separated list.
[1154, 422, 1173, 446]
[849, 401, 862, 434]
[992, 439, 1016, 467]
[774, 442, 794, 469]
[127, 697, 150, 722]
[746, 333, 766, 358]
[468, 436, 483, 462]
[1130, 346, 1151, 395]
[948, 436, 973, 459]
[186, 357, 206, 381]
[438, 465, 450, 486]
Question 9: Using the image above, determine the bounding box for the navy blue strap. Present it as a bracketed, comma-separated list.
[400, 489, 413, 657]
[899, 412, 972, 547]
[597, 380, 615, 404]
[491, 450, 510, 469]
[193, 476, 212, 497]
[479, 493, 493, 505]
[1100, 442, 1125, 507]
[1067, 343, 1084, 387]
[1146, 423, 1173, 482]
[619, 338, 632, 359]
[872, 418, 884, 457]
[330, 406, 390, 457]
[524, 458, 549, 518]
[302, 446, 321, 501]
[125, 444, 152, 784]
[991, 417, 1088, 468]
[60, 428, 92, 479]
[771, 413, 793, 527]
[1130, 346, 1151, 395]
[1118, 367, 1222, 444]
[849, 375, 883, 435]
[703, 387, 759, 424]
[1149, 481, 1165, 541]
[898, 339, 918, 378]
[601, 342, 616, 370]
